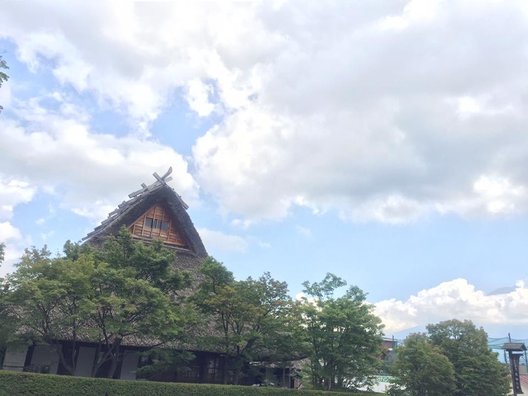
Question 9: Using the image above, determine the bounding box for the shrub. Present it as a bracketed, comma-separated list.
[0, 370, 382, 395]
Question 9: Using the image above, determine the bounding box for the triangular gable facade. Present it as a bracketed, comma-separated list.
[129, 202, 189, 248]
[84, 169, 207, 269]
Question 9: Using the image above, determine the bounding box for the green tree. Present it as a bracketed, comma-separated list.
[389, 333, 456, 396]
[0, 242, 12, 365]
[427, 319, 510, 396]
[94, 228, 189, 294]
[257, 301, 309, 387]
[300, 273, 384, 391]
[194, 258, 295, 385]
[7, 231, 194, 378]
[0, 57, 7, 86]
[85, 230, 193, 378]
[0, 56, 9, 111]
[8, 246, 96, 374]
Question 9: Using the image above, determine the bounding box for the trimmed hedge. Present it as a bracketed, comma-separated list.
[0, 371, 382, 395]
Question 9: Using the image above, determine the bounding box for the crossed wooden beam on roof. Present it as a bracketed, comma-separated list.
[129, 167, 173, 199]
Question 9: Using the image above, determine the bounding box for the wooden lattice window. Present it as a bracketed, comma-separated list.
[129, 203, 189, 248]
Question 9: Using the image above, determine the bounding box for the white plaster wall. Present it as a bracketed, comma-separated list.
[31, 345, 59, 374]
[2, 346, 27, 371]
[120, 350, 138, 380]
[75, 346, 96, 377]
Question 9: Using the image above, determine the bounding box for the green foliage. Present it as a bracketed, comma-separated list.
[390, 320, 510, 396]
[300, 273, 384, 391]
[8, 246, 97, 373]
[97, 227, 190, 293]
[0, 242, 11, 365]
[136, 349, 196, 380]
[194, 258, 298, 384]
[0, 370, 380, 395]
[426, 320, 510, 396]
[0, 56, 7, 86]
[0, 56, 8, 111]
[5, 231, 195, 378]
[389, 333, 456, 396]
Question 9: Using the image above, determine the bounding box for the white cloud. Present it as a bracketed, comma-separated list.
[3, 1, 528, 223]
[0, 96, 197, 223]
[0, 77, 11, 109]
[185, 79, 216, 117]
[0, 221, 27, 276]
[0, 2, 275, 133]
[0, 177, 36, 220]
[472, 175, 525, 215]
[197, 228, 248, 253]
[375, 278, 528, 334]
[0, 221, 22, 242]
[190, 1, 528, 223]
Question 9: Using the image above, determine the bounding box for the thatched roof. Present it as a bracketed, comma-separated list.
[83, 169, 207, 270]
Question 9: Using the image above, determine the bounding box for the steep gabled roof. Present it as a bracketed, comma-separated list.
[84, 168, 207, 259]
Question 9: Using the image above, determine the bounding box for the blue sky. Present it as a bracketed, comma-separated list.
[2, 0, 528, 338]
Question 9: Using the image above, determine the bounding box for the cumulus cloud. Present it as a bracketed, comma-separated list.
[0, 221, 28, 276]
[375, 278, 528, 334]
[0, 91, 197, 272]
[0, 222, 22, 242]
[193, 0, 528, 223]
[0, 1, 273, 133]
[0, 95, 197, 223]
[0, 177, 36, 220]
[185, 79, 216, 117]
[197, 228, 248, 254]
[3, 1, 528, 223]
[0, 177, 36, 275]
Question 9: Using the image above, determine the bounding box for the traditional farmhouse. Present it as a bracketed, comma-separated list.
[2, 170, 212, 380]
[2, 169, 301, 387]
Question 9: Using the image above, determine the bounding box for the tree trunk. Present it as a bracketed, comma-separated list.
[233, 367, 240, 385]
[91, 342, 102, 377]
[222, 356, 228, 384]
[233, 356, 242, 385]
[54, 342, 76, 375]
[106, 340, 122, 379]
[107, 354, 119, 379]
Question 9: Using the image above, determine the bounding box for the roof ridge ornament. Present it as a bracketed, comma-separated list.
[153, 167, 173, 184]
[128, 167, 173, 198]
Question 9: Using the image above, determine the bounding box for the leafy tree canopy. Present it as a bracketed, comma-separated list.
[426, 319, 510, 396]
[300, 273, 384, 391]
[0, 56, 8, 111]
[6, 230, 194, 378]
[0, 242, 12, 364]
[0, 56, 8, 87]
[389, 333, 456, 396]
[194, 257, 297, 385]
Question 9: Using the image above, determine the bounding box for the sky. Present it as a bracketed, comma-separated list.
[1, 0, 528, 338]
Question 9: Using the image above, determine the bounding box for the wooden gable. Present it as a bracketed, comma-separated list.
[129, 202, 189, 249]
